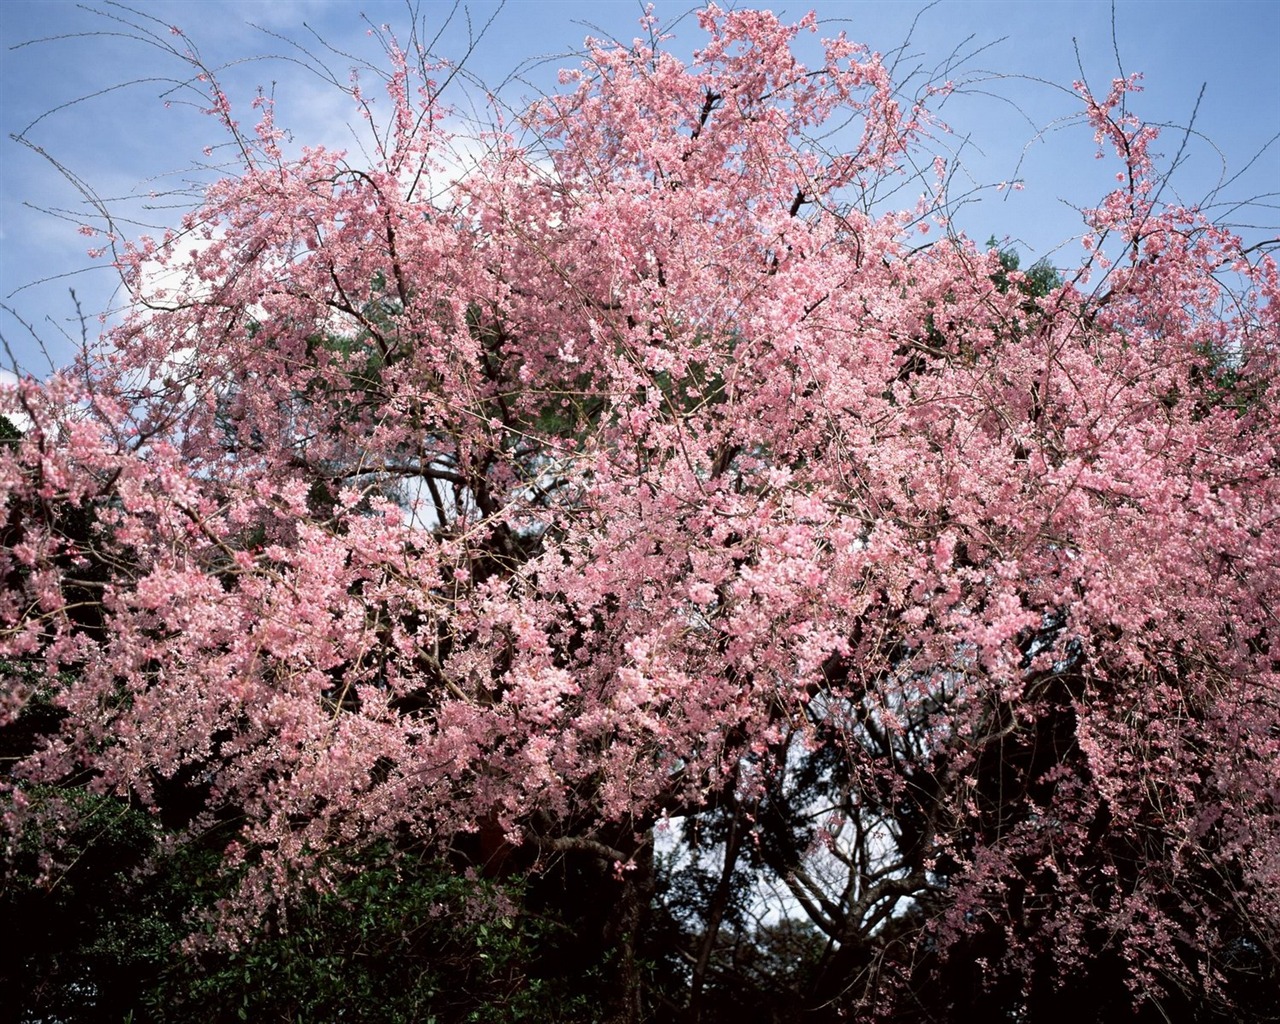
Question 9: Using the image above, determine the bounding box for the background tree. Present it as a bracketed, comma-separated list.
[2, 6, 1277, 1022]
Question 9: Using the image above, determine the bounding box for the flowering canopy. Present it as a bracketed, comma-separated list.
[3, 5, 1278, 1017]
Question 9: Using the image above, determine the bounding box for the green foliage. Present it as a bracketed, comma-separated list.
[1, 784, 597, 1024]
[987, 238, 1062, 299]
[1188, 339, 1270, 417]
[147, 855, 596, 1024]
[650, 359, 728, 422]
[1, 786, 172, 1023]
[0, 413, 22, 445]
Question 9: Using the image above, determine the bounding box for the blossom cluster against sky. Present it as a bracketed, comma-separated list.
[2, 0, 1277, 373]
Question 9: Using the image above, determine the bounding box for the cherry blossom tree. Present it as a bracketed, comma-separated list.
[3, 6, 1278, 1021]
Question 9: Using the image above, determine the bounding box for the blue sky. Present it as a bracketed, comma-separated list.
[2, 0, 1277, 373]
